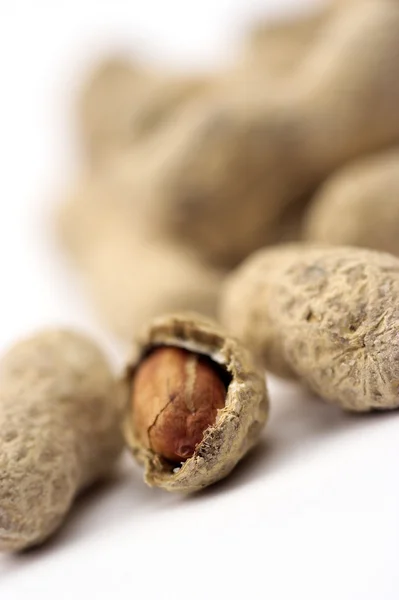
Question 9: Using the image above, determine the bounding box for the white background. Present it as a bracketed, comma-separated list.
[0, 1, 399, 598]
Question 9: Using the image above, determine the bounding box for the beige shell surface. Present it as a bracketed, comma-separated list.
[56, 177, 224, 341]
[123, 313, 269, 493]
[221, 244, 399, 412]
[78, 55, 210, 166]
[78, 56, 144, 165]
[145, 86, 308, 269]
[142, 0, 399, 268]
[0, 330, 124, 551]
[243, 2, 330, 77]
[295, 0, 399, 172]
[304, 148, 399, 256]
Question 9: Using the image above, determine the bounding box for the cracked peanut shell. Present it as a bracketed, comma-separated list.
[221, 244, 399, 412]
[0, 329, 124, 551]
[123, 313, 269, 493]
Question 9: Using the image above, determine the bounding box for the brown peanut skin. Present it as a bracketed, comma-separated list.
[221, 244, 399, 412]
[131, 347, 225, 463]
[0, 330, 123, 552]
[123, 313, 269, 493]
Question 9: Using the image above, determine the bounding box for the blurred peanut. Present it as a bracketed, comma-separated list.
[304, 148, 399, 256]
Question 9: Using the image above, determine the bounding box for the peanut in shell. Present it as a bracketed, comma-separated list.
[221, 244, 399, 412]
[123, 313, 269, 493]
[0, 329, 123, 551]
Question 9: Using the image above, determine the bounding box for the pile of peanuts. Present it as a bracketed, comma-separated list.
[2, 0, 399, 552]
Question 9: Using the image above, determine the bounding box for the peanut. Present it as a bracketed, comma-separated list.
[78, 55, 210, 166]
[56, 176, 223, 339]
[0, 329, 123, 551]
[303, 147, 399, 257]
[221, 244, 399, 412]
[131, 347, 226, 463]
[123, 313, 269, 492]
[121, 0, 399, 268]
[243, 2, 330, 77]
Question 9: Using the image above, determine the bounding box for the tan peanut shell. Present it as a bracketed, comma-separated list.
[78, 55, 210, 166]
[243, 3, 330, 77]
[127, 0, 399, 268]
[0, 330, 123, 551]
[221, 244, 399, 412]
[56, 177, 223, 340]
[123, 313, 269, 493]
[244, 0, 358, 77]
[304, 148, 399, 256]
